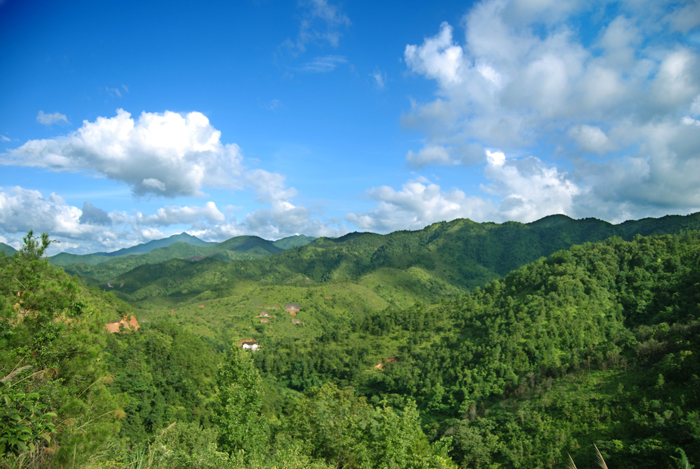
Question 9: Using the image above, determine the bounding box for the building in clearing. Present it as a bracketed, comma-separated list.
[260, 318, 270, 323]
[239, 339, 259, 351]
[374, 358, 399, 370]
[285, 303, 301, 315]
[105, 315, 140, 334]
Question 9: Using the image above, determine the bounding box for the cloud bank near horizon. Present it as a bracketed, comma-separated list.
[349, 0, 699, 227]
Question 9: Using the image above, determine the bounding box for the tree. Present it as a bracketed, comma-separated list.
[214, 345, 269, 460]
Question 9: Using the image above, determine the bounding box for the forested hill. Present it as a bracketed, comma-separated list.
[106, 211, 700, 304]
[2, 230, 699, 468]
[253, 231, 700, 468]
[0, 242, 16, 255]
[58, 236, 285, 282]
[54, 234, 316, 282]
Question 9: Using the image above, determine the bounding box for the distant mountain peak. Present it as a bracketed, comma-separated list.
[102, 232, 212, 257]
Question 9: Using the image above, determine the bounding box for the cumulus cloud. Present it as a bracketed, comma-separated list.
[4, 109, 245, 197]
[0, 186, 92, 238]
[400, 0, 700, 219]
[406, 143, 485, 168]
[346, 178, 494, 232]
[238, 169, 346, 239]
[79, 202, 112, 226]
[36, 111, 68, 126]
[1, 108, 348, 249]
[568, 125, 615, 154]
[347, 150, 582, 231]
[0, 184, 346, 254]
[482, 155, 581, 221]
[135, 202, 225, 227]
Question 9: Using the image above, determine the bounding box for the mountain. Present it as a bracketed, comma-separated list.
[255, 231, 700, 468]
[51, 233, 307, 270]
[4, 219, 700, 468]
[62, 236, 284, 282]
[272, 234, 315, 250]
[0, 242, 17, 255]
[102, 232, 212, 257]
[50, 252, 110, 266]
[104, 212, 700, 305]
[216, 235, 284, 256]
[49, 232, 212, 267]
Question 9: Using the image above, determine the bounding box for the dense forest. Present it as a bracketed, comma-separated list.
[1, 222, 699, 468]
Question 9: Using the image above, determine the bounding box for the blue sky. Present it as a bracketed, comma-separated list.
[1, 0, 699, 253]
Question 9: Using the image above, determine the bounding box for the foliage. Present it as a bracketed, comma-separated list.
[90, 212, 700, 310]
[0, 232, 126, 467]
[4, 224, 700, 468]
[0, 382, 56, 456]
[214, 345, 269, 460]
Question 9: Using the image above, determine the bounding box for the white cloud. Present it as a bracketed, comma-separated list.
[36, 111, 68, 126]
[346, 179, 494, 232]
[1, 135, 9, 142]
[400, 0, 700, 219]
[406, 145, 452, 167]
[568, 125, 615, 154]
[691, 95, 700, 116]
[348, 148, 585, 231]
[483, 155, 581, 221]
[5, 109, 245, 197]
[666, 0, 700, 33]
[299, 55, 347, 73]
[0, 183, 346, 254]
[406, 143, 486, 168]
[2, 108, 348, 249]
[578, 118, 700, 212]
[0, 186, 93, 238]
[405, 22, 465, 87]
[486, 149, 505, 166]
[136, 202, 225, 227]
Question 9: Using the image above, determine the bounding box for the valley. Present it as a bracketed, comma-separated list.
[1, 213, 699, 468]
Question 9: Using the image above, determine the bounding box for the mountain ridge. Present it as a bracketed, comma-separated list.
[102, 211, 700, 305]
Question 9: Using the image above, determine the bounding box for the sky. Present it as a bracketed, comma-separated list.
[1, 0, 700, 254]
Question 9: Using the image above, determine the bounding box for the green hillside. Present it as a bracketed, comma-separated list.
[49, 232, 212, 267]
[62, 236, 284, 282]
[3, 227, 700, 468]
[252, 231, 700, 468]
[0, 242, 16, 255]
[51, 233, 308, 270]
[273, 234, 315, 250]
[50, 251, 111, 266]
[103, 212, 700, 307]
